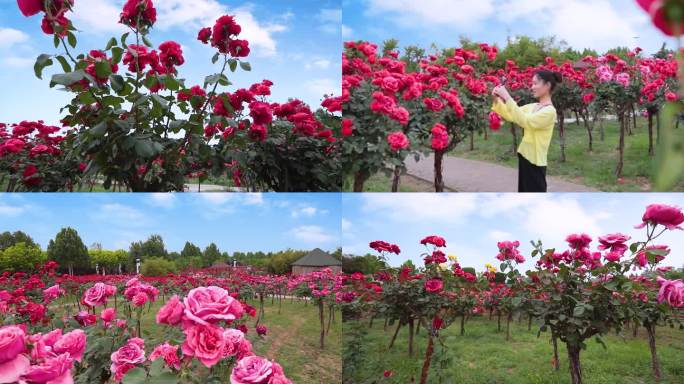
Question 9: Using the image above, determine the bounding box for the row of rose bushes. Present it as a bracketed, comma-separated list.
[0, 261, 345, 383]
[342, 38, 679, 191]
[1, 0, 343, 192]
[338, 203, 684, 384]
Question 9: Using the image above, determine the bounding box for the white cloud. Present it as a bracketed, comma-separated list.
[342, 25, 353, 38]
[0, 28, 29, 48]
[291, 206, 318, 218]
[200, 194, 235, 205]
[305, 59, 332, 70]
[318, 8, 341, 34]
[243, 193, 264, 205]
[361, 194, 478, 223]
[70, 0, 286, 56]
[71, 0, 126, 33]
[304, 78, 338, 96]
[290, 225, 335, 244]
[147, 194, 176, 208]
[93, 203, 146, 226]
[0, 204, 26, 216]
[367, 0, 495, 27]
[488, 230, 513, 241]
[1, 56, 34, 68]
[342, 218, 351, 231]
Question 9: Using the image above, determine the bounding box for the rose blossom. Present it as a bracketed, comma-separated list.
[636, 204, 684, 230]
[183, 286, 244, 326]
[110, 338, 145, 382]
[386, 131, 409, 152]
[181, 324, 225, 368]
[0, 325, 29, 383]
[82, 283, 110, 307]
[597, 233, 631, 255]
[42, 284, 63, 304]
[22, 352, 74, 384]
[149, 343, 180, 370]
[101, 308, 116, 326]
[656, 277, 684, 307]
[156, 294, 184, 325]
[53, 329, 86, 362]
[424, 279, 444, 293]
[229, 355, 273, 384]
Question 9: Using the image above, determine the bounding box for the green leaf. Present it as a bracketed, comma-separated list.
[211, 52, 220, 64]
[142, 35, 153, 48]
[120, 32, 130, 48]
[67, 32, 77, 48]
[150, 94, 169, 110]
[110, 74, 124, 92]
[53, 34, 60, 48]
[121, 367, 146, 384]
[105, 37, 117, 51]
[111, 47, 124, 65]
[55, 56, 71, 73]
[239, 61, 251, 71]
[148, 372, 178, 384]
[135, 140, 156, 157]
[94, 60, 112, 78]
[162, 76, 179, 91]
[573, 305, 585, 317]
[34, 54, 53, 79]
[90, 121, 108, 137]
[78, 92, 96, 105]
[228, 58, 237, 72]
[50, 70, 86, 87]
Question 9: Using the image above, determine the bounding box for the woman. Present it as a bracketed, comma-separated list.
[491, 70, 561, 192]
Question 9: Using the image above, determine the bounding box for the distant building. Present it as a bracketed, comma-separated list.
[291, 248, 342, 275]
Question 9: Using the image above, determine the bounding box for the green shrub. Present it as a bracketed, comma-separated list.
[140, 257, 177, 276]
[0, 242, 45, 272]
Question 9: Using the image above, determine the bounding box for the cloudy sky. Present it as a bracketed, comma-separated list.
[343, 0, 673, 56]
[342, 193, 684, 271]
[0, 0, 341, 125]
[0, 193, 341, 253]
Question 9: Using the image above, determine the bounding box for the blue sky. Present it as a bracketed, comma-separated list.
[342, 193, 684, 271]
[343, 0, 674, 56]
[0, 193, 341, 253]
[0, 0, 341, 125]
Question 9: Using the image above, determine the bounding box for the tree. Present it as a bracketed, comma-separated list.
[0, 242, 44, 272]
[129, 234, 167, 269]
[47, 227, 89, 275]
[89, 249, 128, 275]
[0, 231, 38, 252]
[202, 243, 221, 267]
[181, 241, 202, 259]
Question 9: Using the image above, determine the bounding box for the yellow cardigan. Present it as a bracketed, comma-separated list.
[491, 98, 557, 167]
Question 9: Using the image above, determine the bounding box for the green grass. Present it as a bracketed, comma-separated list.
[343, 172, 453, 192]
[450, 117, 684, 192]
[53, 295, 340, 383]
[344, 316, 684, 384]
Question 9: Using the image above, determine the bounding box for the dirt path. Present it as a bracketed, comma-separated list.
[405, 154, 598, 192]
[265, 314, 306, 359]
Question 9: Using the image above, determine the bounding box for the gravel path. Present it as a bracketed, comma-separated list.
[404, 154, 598, 192]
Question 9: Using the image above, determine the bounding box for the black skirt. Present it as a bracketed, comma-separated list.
[518, 153, 547, 192]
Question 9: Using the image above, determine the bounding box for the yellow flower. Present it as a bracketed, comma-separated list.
[448, 254, 457, 261]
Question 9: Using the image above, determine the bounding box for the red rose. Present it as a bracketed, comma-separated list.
[431, 123, 449, 150]
[637, 0, 684, 36]
[424, 279, 443, 293]
[341, 119, 353, 136]
[17, 0, 43, 17]
[386, 131, 409, 151]
[197, 27, 212, 44]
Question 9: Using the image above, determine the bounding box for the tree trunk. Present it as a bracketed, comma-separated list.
[558, 113, 566, 162]
[567, 343, 582, 384]
[648, 113, 655, 156]
[327, 306, 333, 335]
[460, 313, 466, 336]
[583, 112, 593, 152]
[497, 312, 502, 332]
[489, 308, 493, 320]
[575, 110, 581, 126]
[368, 316, 374, 328]
[633, 323, 638, 337]
[318, 301, 325, 349]
[469, 131, 474, 151]
[408, 317, 415, 357]
[388, 321, 402, 350]
[391, 165, 401, 193]
[384, 317, 388, 332]
[656, 112, 661, 144]
[552, 332, 560, 371]
[434, 150, 445, 192]
[646, 322, 662, 381]
[506, 312, 512, 341]
[616, 112, 625, 178]
[353, 170, 369, 192]
[599, 116, 605, 142]
[527, 314, 532, 331]
[419, 334, 435, 384]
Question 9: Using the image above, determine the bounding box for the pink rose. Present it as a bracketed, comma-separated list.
[22, 353, 74, 384]
[656, 277, 684, 308]
[636, 204, 684, 230]
[17, 0, 43, 17]
[0, 325, 29, 383]
[230, 355, 277, 384]
[110, 338, 145, 381]
[597, 233, 631, 255]
[424, 279, 443, 293]
[156, 295, 184, 325]
[101, 308, 116, 325]
[83, 283, 109, 307]
[183, 286, 244, 326]
[53, 329, 87, 362]
[386, 131, 409, 152]
[132, 292, 148, 307]
[149, 343, 180, 370]
[181, 324, 225, 368]
[43, 284, 63, 304]
[636, 245, 670, 267]
[222, 329, 246, 358]
[74, 311, 97, 326]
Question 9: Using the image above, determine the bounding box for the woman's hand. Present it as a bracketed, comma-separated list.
[493, 85, 512, 102]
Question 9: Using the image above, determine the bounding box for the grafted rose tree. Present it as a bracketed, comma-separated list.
[526, 203, 684, 384]
[11, 0, 341, 192]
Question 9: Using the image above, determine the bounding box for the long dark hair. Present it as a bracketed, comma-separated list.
[535, 70, 563, 91]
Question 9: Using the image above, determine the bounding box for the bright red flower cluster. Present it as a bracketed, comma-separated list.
[17, 0, 74, 36]
[197, 15, 250, 57]
[119, 0, 156, 31]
